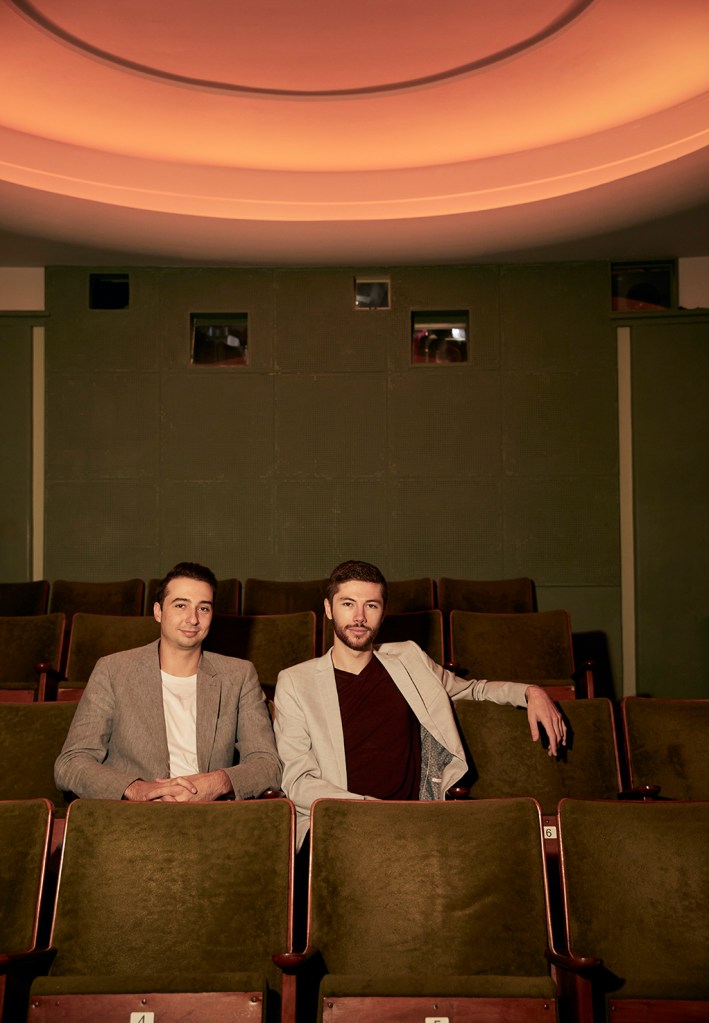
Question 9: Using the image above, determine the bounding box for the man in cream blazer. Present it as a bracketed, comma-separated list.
[55, 562, 280, 802]
[274, 560, 566, 850]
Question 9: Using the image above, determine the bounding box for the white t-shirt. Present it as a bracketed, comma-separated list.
[161, 671, 199, 777]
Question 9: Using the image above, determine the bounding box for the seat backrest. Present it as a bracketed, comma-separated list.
[308, 798, 551, 979]
[204, 612, 317, 687]
[558, 799, 709, 1000]
[622, 697, 709, 800]
[145, 576, 241, 615]
[322, 609, 444, 663]
[0, 798, 53, 954]
[0, 703, 77, 813]
[50, 799, 294, 985]
[0, 580, 49, 616]
[0, 613, 65, 690]
[385, 578, 435, 613]
[449, 609, 575, 685]
[454, 699, 621, 813]
[437, 577, 536, 615]
[242, 578, 327, 616]
[49, 578, 145, 619]
[64, 613, 161, 683]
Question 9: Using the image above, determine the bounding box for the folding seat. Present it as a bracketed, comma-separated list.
[145, 576, 241, 614]
[29, 798, 297, 1023]
[242, 578, 328, 617]
[454, 698, 622, 854]
[41, 612, 161, 701]
[322, 609, 445, 664]
[621, 696, 709, 800]
[49, 578, 145, 620]
[556, 798, 709, 1022]
[293, 797, 561, 1023]
[437, 575, 536, 614]
[204, 611, 317, 695]
[385, 577, 435, 613]
[0, 702, 77, 818]
[0, 614, 65, 702]
[0, 798, 54, 1023]
[449, 609, 594, 699]
[0, 580, 49, 616]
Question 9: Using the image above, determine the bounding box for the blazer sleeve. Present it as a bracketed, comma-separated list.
[273, 668, 367, 820]
[54, 656, 143, 800]
[223, 661, 282, 798]
[399, 642, 529, 707]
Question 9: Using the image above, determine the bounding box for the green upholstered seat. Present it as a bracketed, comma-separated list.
[301, 798, 558, 1023]
[0, 798, 54, 1022]
[242, 578, 328, 616]
[62, 612, 162, 687]
[145, 576, 241, 614]
[322, 609, 445, 663]
[204, 612, 317, 688]
[385, 578, 435, 613]
[0, 614, 65, 701]
[449, 609, 592, 699]
[30, 798, 296, 1023]
[0, 580, 49, 616]
[437, 576, 536, 614]
[454, 698, 622, 813]
[49, 578, 145, 620]
[622, 697, 709, 800]
[0, 702, 77, 814]
[557, 799, 709, 1019]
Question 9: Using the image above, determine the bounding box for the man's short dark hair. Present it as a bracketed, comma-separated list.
[326, 560, 388, 607]
[154, 562, 218, 607]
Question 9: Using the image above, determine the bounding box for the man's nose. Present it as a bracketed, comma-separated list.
[354, 607, 366, 623]
[185, 606, 199, 624]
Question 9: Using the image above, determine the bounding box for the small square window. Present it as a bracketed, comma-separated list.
[89, 273, 129, 309]
[611, 261, 676, 312]
[411, 311, 468, 364]
[191, 313, 248, 366]
[354, 277, 390, 309]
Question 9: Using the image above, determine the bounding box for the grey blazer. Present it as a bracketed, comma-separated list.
[55, 640, 281, 800]
[274, 640, 528, 848]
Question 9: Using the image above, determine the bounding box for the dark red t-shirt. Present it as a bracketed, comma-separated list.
[334, 654, 421, 800]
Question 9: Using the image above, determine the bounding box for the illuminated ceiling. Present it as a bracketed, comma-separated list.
[1, 0, 708, 265]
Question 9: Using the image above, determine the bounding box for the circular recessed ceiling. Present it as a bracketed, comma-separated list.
[13, 0, 593, 95]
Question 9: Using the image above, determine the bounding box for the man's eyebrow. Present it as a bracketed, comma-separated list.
[169, 595, 213, 606]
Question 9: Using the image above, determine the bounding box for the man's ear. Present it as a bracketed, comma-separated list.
[324, 598, 333, 621]
[153, 601, 162, 624]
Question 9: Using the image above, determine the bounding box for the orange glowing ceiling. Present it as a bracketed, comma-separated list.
[0, 0, 708, 265]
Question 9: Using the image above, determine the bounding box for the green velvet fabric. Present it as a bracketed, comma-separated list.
[450, 610, 574, 681]
[0, 580, 49, 616]
[65, 613, 161, 682]
[0, 702, 78, 812]
[386, 579, 435, 614]
[49, 798, 294, 996]
[623, 697, 709, 800]
[0, 798, 52, 953]
[321, 973, 556, 998]
[559, 799, 709, 1000]
[322, 611, 444, 663]
[455, 699, 621, 813]
[437, 577, 536, 615]
[32, 972, 265, 994]
[204, 612, 316, 686]
[145, 577, 241, 615]
[242, 579, 328, 616]
[308, 799, 552, 981]
[49, 579, 145, 619]
[0, 613, 65, 688]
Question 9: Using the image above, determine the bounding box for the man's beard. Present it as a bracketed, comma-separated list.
[333, 619, 380, 651]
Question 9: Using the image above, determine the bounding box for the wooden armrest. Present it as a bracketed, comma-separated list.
[546, 949, 601, 975]
[0, 947, 56, 975]
[618, 784, 662, 801]
[35, 663, 64, 702]
[272, 949, 317, 973]
[258, 788, 285, 799]
[446, 785, 470, 801]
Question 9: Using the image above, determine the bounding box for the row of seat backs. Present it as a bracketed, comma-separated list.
[3, 796, 708, 1023]
[1, 698, 706, 826]
[1, 606, 580, 700]
[1, 575, 537, 618]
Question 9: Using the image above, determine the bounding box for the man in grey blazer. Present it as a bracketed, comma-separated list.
[55, 562, 280, 801]
[274, 560, 566, 850]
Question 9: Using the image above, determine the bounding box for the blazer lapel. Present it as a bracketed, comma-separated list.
[135, 640, 171, 777]
[375, 647, 451, 750]
[317, 649, 349, 790]
[195, 652, 221, 773]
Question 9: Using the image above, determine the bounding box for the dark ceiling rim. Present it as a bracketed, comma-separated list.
[10, 0, 596, 98]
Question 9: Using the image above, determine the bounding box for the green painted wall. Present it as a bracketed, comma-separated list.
[0, 317, 35, 580]
[43, 263, 622, 693]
